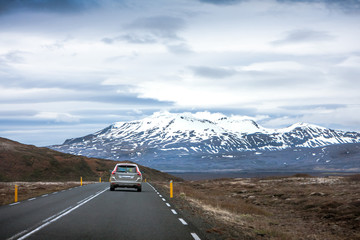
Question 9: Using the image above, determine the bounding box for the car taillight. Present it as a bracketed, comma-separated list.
[112, 166, 117, 175]
[136, 168, 142, 176]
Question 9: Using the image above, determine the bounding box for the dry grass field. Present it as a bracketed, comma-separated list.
[156, 174, 360, 240]
[0, 182, 87, 206]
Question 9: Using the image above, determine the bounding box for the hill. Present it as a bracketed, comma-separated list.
[0, 137, 181, 182]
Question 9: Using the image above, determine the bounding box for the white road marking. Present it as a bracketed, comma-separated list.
[41, 206, 73, 223]
[77, 195, 94, 204]
[52, 192, 58, 195]
[41, 194, 48, 197]
[28, 198, 36, 201]
[141, 183, 199, 239]
[146, 182, 156, 192]
[9, 202, 20, 206]
[10, 188, 107, 240]
[178, 218, 188, 225]
[191, 233, 201, 240]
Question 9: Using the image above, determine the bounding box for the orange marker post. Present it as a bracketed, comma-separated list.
[14, 185, 18, 203]
[170, 180, 173, 198]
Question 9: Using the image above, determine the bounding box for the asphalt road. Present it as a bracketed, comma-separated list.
[0, 183, 202, 240]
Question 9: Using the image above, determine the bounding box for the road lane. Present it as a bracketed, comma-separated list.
[0, 183, 107, 240]
[0, 183, 201, 240]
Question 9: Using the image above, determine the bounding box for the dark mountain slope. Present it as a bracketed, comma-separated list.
[0, 137, 180, 182]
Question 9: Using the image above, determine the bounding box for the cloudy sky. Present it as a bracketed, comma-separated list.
[0, 0, 359, 146]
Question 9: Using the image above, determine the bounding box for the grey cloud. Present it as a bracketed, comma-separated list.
[0, 88, 173, 106]
[199, 0, 246, 5]
[88, 94, 174, 106]
[102, 34, 157, 45]
[0, 0, 98, 15]
[281, 104, 347, 111]
[102, 16, 187, 46]
[121, 34, 158, 44]
[0, 110, 37, 118]
[0, 50, 27, 64]
[272, 29, 335, 45]
[71, 108, 158, 122]
[190, 66, 237, 79]
[167, 43, 193, 54]
[0, 79, 174, 106]
[102, 37, 114, 44]
[170, 107, 258, 116]
[125, 16, 186, 40]
[277, 0, 360, 14]
[42, 37, 73, 51]
[104, 53, 138, 63]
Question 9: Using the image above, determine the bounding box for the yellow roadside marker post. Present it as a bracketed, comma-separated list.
[81, 177, 83, 186]
[14, 185, 18, 203]
[170, 180, 173, 198]
[99, 177, 101, 183]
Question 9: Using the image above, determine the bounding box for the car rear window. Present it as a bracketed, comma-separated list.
[116, 165, 137, 173]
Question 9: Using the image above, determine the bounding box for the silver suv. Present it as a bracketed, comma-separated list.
[110, 163, 142, 192]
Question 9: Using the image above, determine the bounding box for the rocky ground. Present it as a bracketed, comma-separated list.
[155, 174, 360, 240]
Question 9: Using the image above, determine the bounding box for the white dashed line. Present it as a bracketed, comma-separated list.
[191, 233, 201, 240]
[41, 194, 48, 197]
[10, 202, 20, 206]
[28, 198, 36, 201]
[145, 182, 200, 240]
[52, 192, 58, 195]
[179, 218, 188, 225]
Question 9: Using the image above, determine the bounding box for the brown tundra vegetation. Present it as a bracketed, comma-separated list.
[156, 174, 360, 240]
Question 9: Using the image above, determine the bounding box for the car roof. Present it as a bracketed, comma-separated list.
[116, 163, 138, 167]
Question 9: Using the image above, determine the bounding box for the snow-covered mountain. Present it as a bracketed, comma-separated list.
[50, 112, 360, 171]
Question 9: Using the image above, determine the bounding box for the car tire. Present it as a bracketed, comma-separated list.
[110, 186, 115, 191]
[137, 187, 142, 192]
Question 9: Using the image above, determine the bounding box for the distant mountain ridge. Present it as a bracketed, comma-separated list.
[50, 112, 360, 171]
